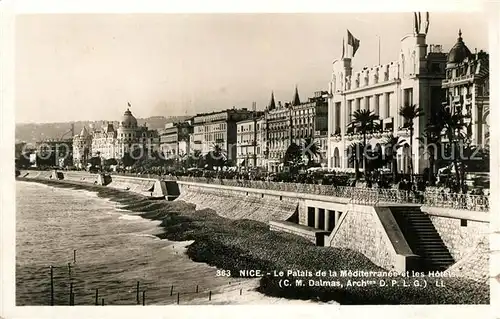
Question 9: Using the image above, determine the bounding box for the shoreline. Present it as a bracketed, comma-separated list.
[16, 178, 489, 305]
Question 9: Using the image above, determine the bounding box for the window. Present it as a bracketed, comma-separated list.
[404, 88, 413, 106]
[385, 93, 391, 117]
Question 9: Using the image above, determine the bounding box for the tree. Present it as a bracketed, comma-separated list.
[208, 144, 227, 170]
[440, 106, 468, 192]
[347, 142, 364, 180]
[16, 152, 32, 169]
[88, 156, 102, 167]
[122, 147, 143, 168]
[349, 109, 380, 180]
[104, 158, 118, 166]
[283, 142, 303, 174]
[399, 104, 424, 182]
[302, 137, 321, 167]
[383, 134, 406, 182]
[418, 121, 444, 185]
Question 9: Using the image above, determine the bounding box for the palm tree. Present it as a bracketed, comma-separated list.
[302, 137, 321, 167]
[347, 142, 364, 180]
[399, 104, 424, 181]
[383, 134, 406, 182]
[284, 142, 303, 172]
[349, 109, 380, 180]
[210, 144, 227, 170]
[418, 121, 444, 185]
[440, 106, 468, 192]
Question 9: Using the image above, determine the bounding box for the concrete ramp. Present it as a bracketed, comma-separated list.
[106, 175, 159, 197]
[175, 185, 298, 223]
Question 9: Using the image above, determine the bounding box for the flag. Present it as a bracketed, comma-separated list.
[127, 102, 131, 107]
[341, 37, 345, 59]
[347, 30, 360, 57]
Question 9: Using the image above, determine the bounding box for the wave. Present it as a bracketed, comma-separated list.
[133, 233, 160, 240]
[118, 214, 144, 221]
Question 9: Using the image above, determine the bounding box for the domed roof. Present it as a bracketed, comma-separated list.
[121, 108, 137, 128]
[447, 29, 472, 64]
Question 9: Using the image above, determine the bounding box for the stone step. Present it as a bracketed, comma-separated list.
[416, 254, 453, 260]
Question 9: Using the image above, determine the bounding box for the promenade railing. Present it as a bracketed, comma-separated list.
[169, 176, 489, 212]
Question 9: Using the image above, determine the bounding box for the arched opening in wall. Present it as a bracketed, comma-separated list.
[334, 147, 340, 168]
[402, 143, 411, 175]
[346, 146, 354, 169]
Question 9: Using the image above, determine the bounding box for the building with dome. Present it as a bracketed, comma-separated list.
[72, 107, 160, 168]
[442, 30, 489, 148]
[327, 13, 447, 174]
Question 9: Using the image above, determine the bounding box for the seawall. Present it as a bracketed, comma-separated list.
[18, 170, 490, 281]
[176, 182, 299, 223]
[20, 170, 162, 198]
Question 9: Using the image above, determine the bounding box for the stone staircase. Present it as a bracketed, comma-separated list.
[390, 206, 455, 272]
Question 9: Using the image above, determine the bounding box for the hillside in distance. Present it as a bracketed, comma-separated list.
[15, 115, 192, 144]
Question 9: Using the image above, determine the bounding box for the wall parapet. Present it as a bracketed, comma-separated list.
[172, 176, 489, 212]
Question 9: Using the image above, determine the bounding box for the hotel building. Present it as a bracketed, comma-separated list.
[266, 89, 330, 172]
[265, 92, 292, 172]
[159, 120, 194, 159]
[192, 108, 254, 163]
[73, 108, 160, 165]
[236, 113, 266, 168]
[327, 17, 447, 174]
[441, 31, 489, 148]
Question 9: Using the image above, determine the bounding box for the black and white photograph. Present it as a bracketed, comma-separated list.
[2, 2, 500, 318]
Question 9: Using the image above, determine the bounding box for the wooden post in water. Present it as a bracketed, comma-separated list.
[68, 263, 71, 277]
[101, 298, 104, 306]
[73, 250, 77, 263]
[95, 288, 99, 305]
[176, 292, 179, 305]
[50, 266, 54, 306]
[208, 291, 211, 301]
[142, 291, 145, 306]
[170, 285, 173, 296]
[240, 288, 242, 296]
[136, 281, 140, 304]
[71, 293, 75, 306]
[196, 285, 198, 293]
[69, 283, 73, 305]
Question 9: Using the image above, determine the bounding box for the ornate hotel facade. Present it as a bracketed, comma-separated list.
[73, 108, 160, 167]
[265, 89, 329, 172]
[327, 20, 448, 174]
[441, 31, 489, 148]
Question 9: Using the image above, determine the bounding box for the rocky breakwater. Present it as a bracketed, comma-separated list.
[176, 182, 299, 224]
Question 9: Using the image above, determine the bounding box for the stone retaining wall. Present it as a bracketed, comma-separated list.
[176, 184, 298, 223]
[427, 215, 489, 261]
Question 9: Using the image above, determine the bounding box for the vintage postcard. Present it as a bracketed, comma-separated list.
[1, 1, 499, 318]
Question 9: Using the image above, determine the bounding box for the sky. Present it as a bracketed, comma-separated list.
[15, 12, 489, 123]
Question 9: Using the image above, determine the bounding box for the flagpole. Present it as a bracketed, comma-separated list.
[378, 35, 381, 65]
